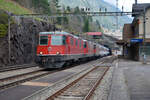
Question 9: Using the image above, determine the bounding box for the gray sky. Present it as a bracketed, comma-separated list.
[104, 0, 150, 11]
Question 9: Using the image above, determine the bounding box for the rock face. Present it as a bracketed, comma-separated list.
[0, 17, 54, 67]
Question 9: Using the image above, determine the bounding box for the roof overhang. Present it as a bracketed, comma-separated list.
[86, 32, 102, 36]
[116, 40, 126, 45]
[132, 3, 150, 17]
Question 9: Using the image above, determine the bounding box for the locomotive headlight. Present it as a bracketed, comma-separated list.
[56, 52, 60, 55]
[40, 52, 43, 55]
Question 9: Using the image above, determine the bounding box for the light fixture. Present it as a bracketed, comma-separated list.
[40, 52, 43, 55]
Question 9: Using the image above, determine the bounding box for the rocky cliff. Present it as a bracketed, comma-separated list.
[0, 14, 55, 67]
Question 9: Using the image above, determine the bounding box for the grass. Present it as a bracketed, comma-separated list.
[0, 0, 32, 15]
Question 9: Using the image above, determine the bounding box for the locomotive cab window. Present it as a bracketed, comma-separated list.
[40, 36, 48, 45]
[51, 35, 66, 45]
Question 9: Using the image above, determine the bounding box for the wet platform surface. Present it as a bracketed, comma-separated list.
[124, 65, 150, 100]
[109, 59, 150, 100]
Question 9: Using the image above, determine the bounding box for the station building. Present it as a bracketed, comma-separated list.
[117, 3, 150, 61]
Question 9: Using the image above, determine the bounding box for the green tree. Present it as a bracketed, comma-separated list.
[50, 0, 60, 12]
[74, 6, 80, 14]
[66, 6, 71, 12]
[57, 17, 62, 25]
[32, 0, 51, 14]
[51, 0, 59, 7]
[83, 19, 90, 32]
[63, 17, 69, 24]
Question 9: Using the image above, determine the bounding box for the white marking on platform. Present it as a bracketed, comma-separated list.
[21, 82, 52, 87]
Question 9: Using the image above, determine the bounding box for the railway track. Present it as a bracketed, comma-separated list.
[0, 64, 37, 72]
[0, 68, 55, 91]
[0, 60, 90, 91]
[0, 56, 115, 93]
[47, 66, 109, 100]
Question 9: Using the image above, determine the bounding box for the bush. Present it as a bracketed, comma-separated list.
[0, 24, 8, 37]
[0, 11, 8, 24]
[0, 11, 8, 38]
[83, 19, 90, 32]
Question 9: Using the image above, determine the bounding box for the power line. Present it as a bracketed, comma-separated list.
[135, 0, 137, 4]
[116, 0, 118, 29]
[123, 0, 126, 5]
[122, 0, 125, 12]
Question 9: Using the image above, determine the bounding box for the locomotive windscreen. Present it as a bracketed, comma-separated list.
[51, 35, 66, 45]
[40, 36, 48, 45]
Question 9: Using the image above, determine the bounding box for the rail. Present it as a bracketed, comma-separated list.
[0, 69, 53, 90]
[47, 67, 109, 100]
[0, 64, 37, 72]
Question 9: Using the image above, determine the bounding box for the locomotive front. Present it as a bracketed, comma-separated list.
[36, 32, 67, 68]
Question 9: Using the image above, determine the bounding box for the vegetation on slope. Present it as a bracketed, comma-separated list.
[0, 0, 31, 14]
[0, 0, 32, 37]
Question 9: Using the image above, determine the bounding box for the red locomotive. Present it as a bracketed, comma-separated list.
[37, 31, 110, 68]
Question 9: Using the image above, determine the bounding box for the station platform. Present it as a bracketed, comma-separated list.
[109, 59, 150, 100]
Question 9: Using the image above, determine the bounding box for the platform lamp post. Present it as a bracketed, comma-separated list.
[142, 6, 146, 64]
[135, 0, 137, 4]
[8, 13, 11, 64]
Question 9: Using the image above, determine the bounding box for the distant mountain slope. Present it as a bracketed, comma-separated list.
[59, 0, 132, 30]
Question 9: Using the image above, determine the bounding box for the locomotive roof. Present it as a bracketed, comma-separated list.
[40, 31, 70, 35]
[40, 31, 81, 39]
[40, 31, 91, 42]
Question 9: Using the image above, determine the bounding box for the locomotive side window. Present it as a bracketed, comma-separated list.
[84, 42, 87, 48]
[94, 45, 96, 49]
[76, 39, 78, 46]
[70, 37, 73, 45]
[51, 35, 66, 45]
[79, 40, 82, 48]
[40, 36, 48, 45]
[62, 36, 66, 45]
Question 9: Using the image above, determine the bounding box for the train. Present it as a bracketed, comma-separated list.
[36, 31, 111, 68]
